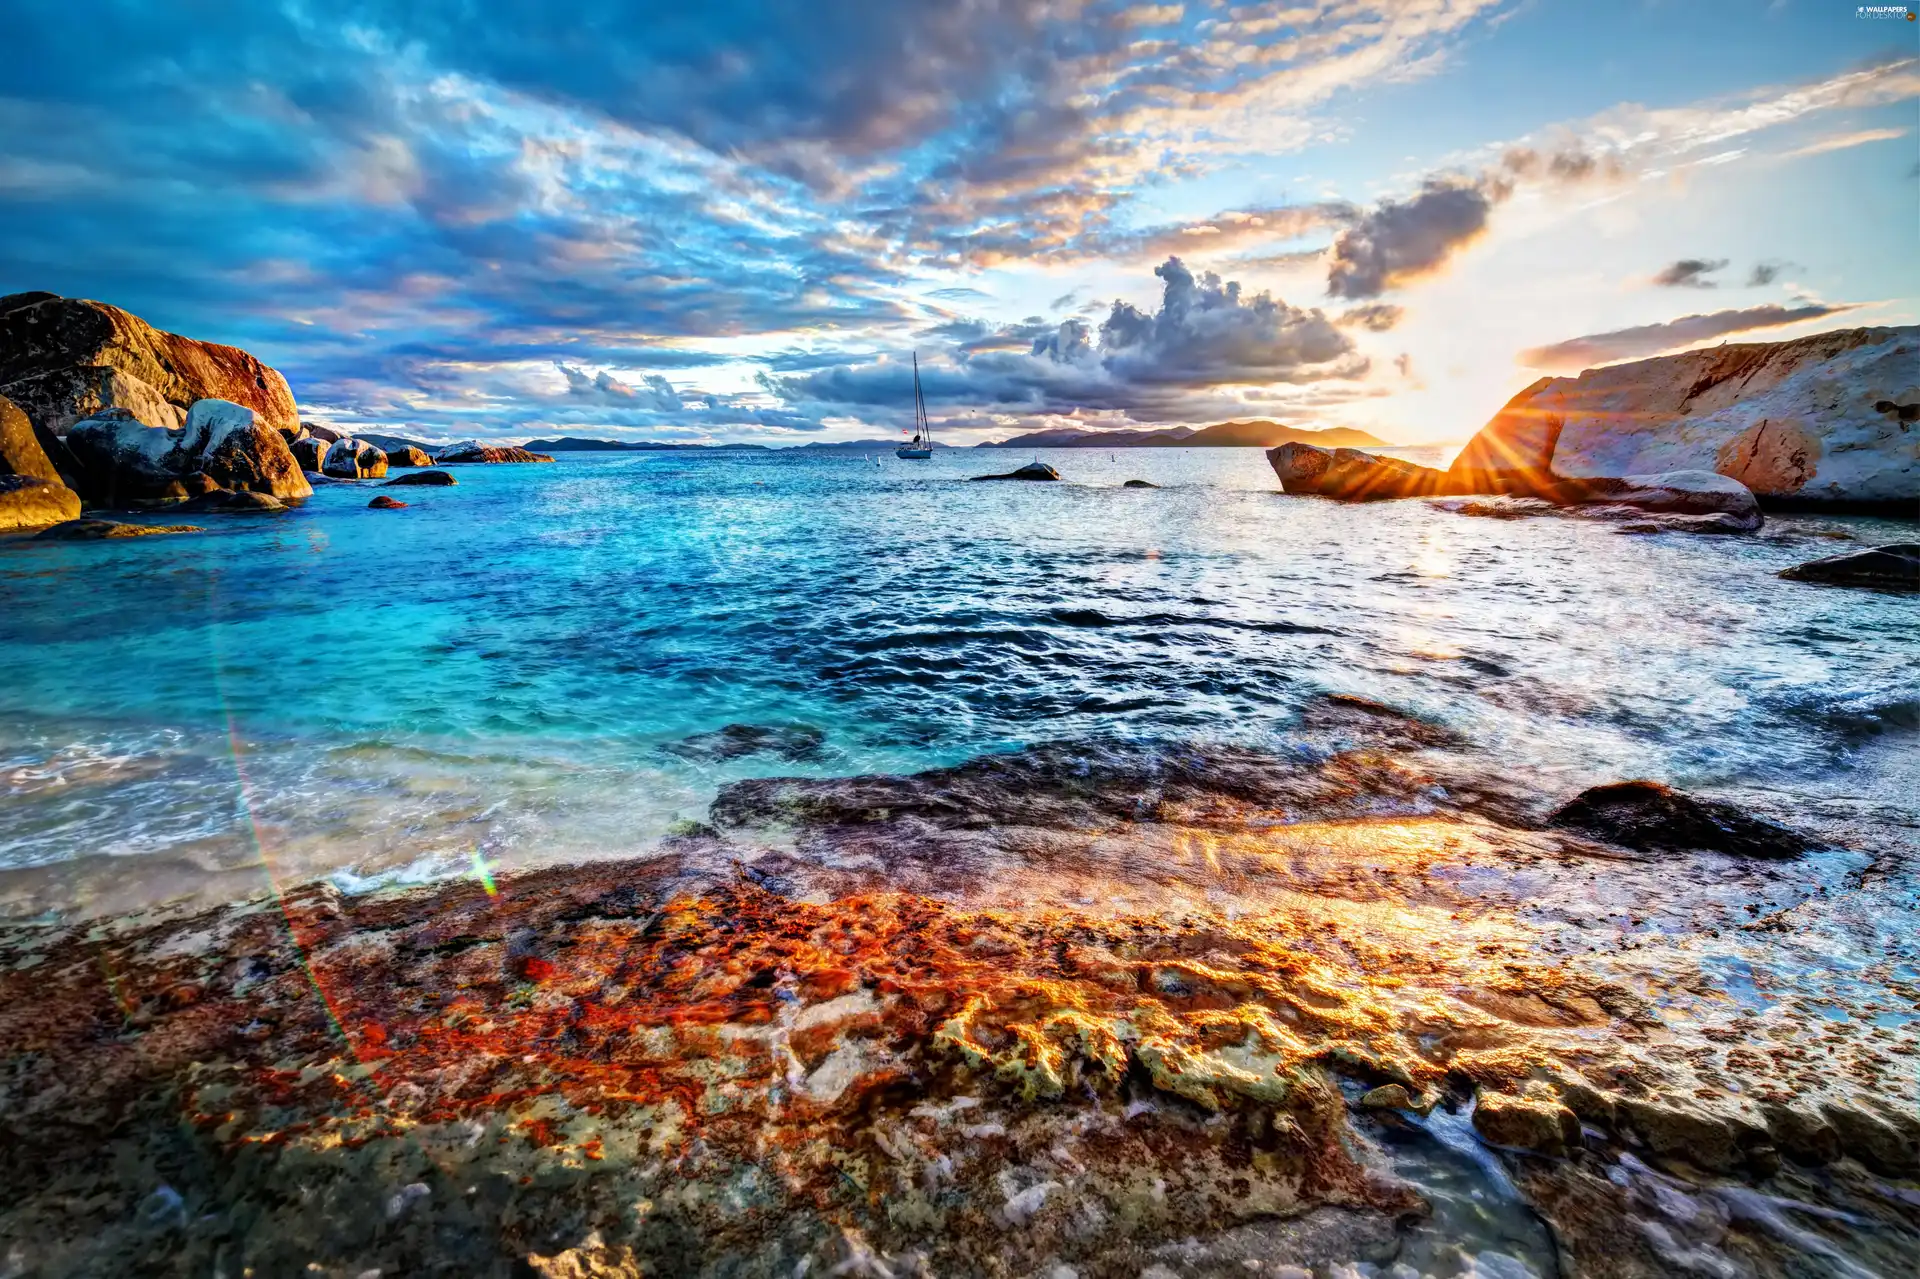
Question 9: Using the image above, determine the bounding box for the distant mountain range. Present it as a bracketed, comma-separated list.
[798, 438, 958, 451]
[522, 436, 769, 452]
[979, 420, 1390, 449]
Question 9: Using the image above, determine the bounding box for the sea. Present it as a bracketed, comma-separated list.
[1, 446, 1915, 918]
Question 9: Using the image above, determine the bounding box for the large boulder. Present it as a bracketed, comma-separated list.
[0, 292, 299, 439]
[435, 440, 555, 464]
[1450, 327, 1918, 508]
[322, 438, 388, 479]
[383, 445, 434, 468]
[1268, 443, 1458, 500]
[0, 394, 61, 484]
[0, 474, 82, 532]
[65, 399, 311, 506]
[290, 436, 328, 473]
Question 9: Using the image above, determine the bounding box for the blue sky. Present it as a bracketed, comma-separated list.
[2, 0, 1914, 444]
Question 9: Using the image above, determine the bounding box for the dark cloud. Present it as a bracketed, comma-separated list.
[1516, 303, 1859, 372]
[769, 256, 1365, 427]
[1745, 259, 1799, 286]
[1336, 304, 1404, 332]
[1652, 258, 1728, 288]
[1325, 177, 1510, 299]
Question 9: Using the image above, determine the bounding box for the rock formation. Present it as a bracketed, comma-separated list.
[0, 394, 61, 485]
[383, 445, 434, 468]
[436, 441, 556, 464]
[322, 437, 388, 479]
[0, 474, 81, 532]
[1450, 326, 1918, 508]
[31, 519, 203, 540]
[381, 469, 456, 487]
[970, 461, 1062, 481]
[289, 436, 328, 473]
[65, 400, 311, 506]
[0, 292, 299, 441]
[1778, 543, 1920, 591]
[1269, 443, 1457, 501]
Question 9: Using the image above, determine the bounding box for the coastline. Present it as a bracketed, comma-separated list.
[4, 698, 1916, 1276]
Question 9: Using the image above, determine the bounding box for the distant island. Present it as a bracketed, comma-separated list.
[980, 420, 1391, 449]
[522, 436, 770, 452]
[798, 438, 957, 451]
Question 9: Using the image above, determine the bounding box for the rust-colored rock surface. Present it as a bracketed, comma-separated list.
[0, 291, 300, 437]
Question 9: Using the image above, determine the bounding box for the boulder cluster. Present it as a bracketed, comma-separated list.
[0, 292, 550, 534]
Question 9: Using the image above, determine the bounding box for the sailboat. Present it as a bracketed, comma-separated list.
[896, 352, 934, 459]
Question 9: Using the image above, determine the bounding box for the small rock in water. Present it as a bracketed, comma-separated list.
[32, 519, 203, 540]
[1357, 1083, 1430, 1115]
[1122, 479, 1158, 488]
[368, 495, 408, 510]
[1778, 542, 1920, 591]
[666, 722, 827, 763]
[971, 461, 1061, 482]
[1548, 779, 1814, 858]
[382, 469, 456, 487]
[1472, 1090, 1580, 1157]
[175, 488, 286, 513]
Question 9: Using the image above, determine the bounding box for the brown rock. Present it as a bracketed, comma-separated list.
[322, 438, 388, 479]
[0, 474, 82, 532]
[65, 400, 310, 506]
[435, 441, 556, 464]
[1357, 1084, 1430, 1115]
[32, 519, 203, 540]
[290, 436, 328, 473]
[368, 495, 408, 509]
[382, 469, 456, 487]
[1473, 1091, 1580, 1157]
[0, 293, 299, 436]
[384, 445, 435, 468]
[1268, 443, 1459, 501]
[0, 394, 61, 484]
[1549, 780, 1813, 858]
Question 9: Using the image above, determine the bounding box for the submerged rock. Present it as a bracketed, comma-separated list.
[1548, 779, 1814, 858]
[32, 518, 202, 540]
[381, 468, 456, 487]
[367, 494, 407, 509]
[0, 473, 81, 532]
[174, 487, 286, 514]
[666, 722, 827, 763]
[1778, 543, 1920, 591]
[1431, 471, 1764, 534]
[1123, 478, 1159, 488]
[1449, 326, 1919, 508]
[970, 461, 1061, 481]
[436, 440, 555, 464]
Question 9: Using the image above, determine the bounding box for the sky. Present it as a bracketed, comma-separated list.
[2, 0, 1916, 446]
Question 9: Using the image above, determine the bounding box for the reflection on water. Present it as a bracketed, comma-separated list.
[0, 447, 1914, 916]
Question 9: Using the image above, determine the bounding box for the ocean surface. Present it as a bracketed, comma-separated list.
[1, 446, 1915, 917]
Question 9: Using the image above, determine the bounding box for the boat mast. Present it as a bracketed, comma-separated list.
[912, 352, 930, 445]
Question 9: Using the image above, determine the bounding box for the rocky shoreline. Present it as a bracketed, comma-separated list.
[3, 697, 1914, 1277]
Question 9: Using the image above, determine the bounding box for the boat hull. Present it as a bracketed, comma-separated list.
[895, 447, 932, 459]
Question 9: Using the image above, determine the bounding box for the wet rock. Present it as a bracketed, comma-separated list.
[1820, 1102, 1920, 1177]
[383, 445, 435, 468]
[65, 399, 311, 505]
[1473, 1091, 1580, 1157]
[1431, 471, 1763, 533]
[368, 495, 407, 509]
[1548, 780, 1814, 858]
[1268, 442, 1457, 500]
[381, 469, 456, 487]
[1122, 479, 1159, 488]
[0, 292, 299, 436]
[0, 474, 81, 531]
[1357, 1084, 1430, 1115]
[32, 519, 202, 540]
[1778, 543, 1920, 591]
[289, 436, 328, 473]
[175, 488, 286, 514]
[322, 437, 388, 479]
[436, 440, 555, 464]
[970, 461, 1061, 481]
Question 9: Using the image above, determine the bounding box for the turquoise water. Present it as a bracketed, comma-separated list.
[1, 448, 1915, 910]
